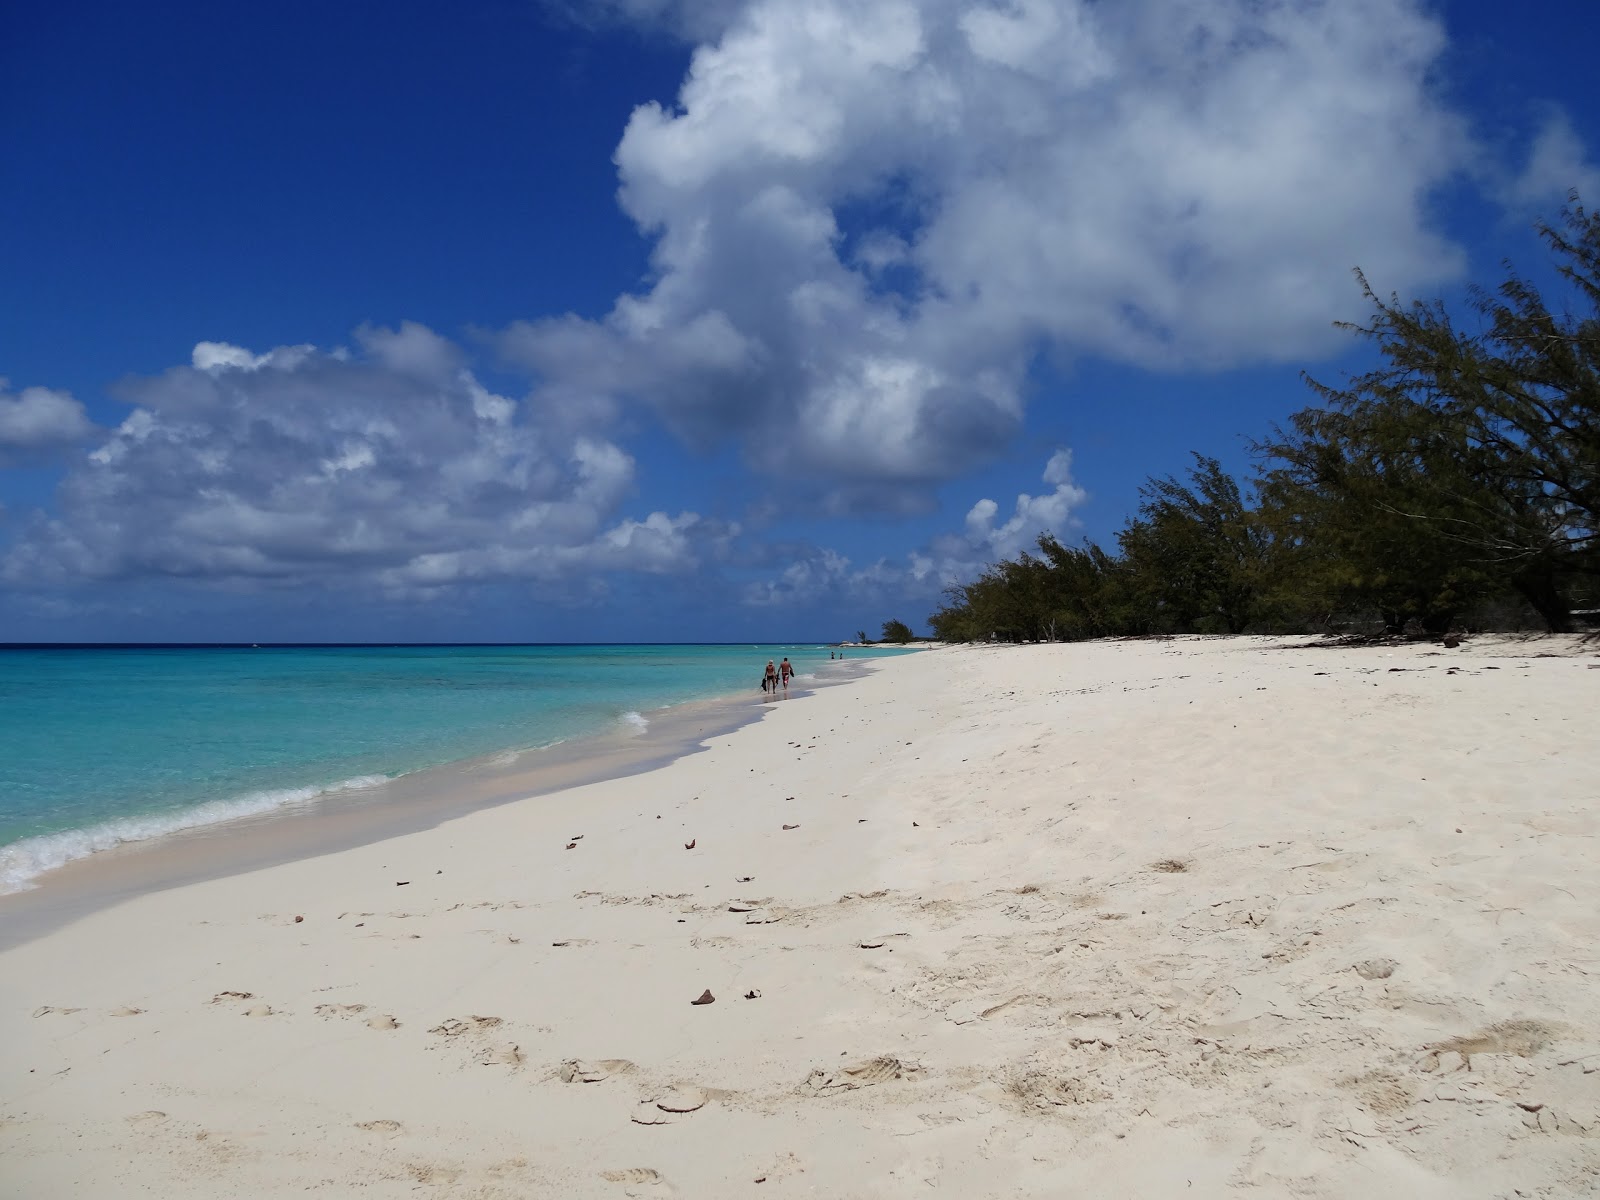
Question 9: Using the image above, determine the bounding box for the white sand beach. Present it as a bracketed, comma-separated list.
[2, 636, 1598, 1198]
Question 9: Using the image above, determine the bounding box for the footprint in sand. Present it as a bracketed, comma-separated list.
[602, 1168, 664, 1184]
[654, 1085, 708, 1113]
[431, 1015, 521, 1067]
[315, 1003, 369, 1018]
[601, 1167, 676, 1195]
[244, 1005, 275, 1017]
[475, 1043, 525, 1066]
[31, 1006, 85, 1018]
[109, 1006, 144, 1017]
[125, 1111, 169, 1126]
[209, 991, 255, 1004]
[806, 1056, 921, 1093]
[367, 1014, 400, 1030]
[1420, 1019, 1556, 1071]
[356, 1119, 403, 1135]
[559, 1059, 635, 1083]
[631, 1085, 710, 1125]
[429, 1015, 503, 1038]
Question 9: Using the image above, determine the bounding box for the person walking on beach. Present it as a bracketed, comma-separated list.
[779, 657, 794, 695]
[764, 659, 780, 696]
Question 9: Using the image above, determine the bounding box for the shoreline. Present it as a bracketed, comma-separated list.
[3, 636, 1596, 1198]
[0, 656, 877, 950]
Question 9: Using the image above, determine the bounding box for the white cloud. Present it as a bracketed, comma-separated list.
[4, 329, 718, 591]
[744, 448, 1086, 607]
[1497, 109, 1600, 213]
[505, 0, 1479, 510]
[959, 449, 1087, 565]
[0, 381, 98, 458]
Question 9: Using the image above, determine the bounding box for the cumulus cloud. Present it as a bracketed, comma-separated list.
[744, 448, 1086, 606]
[4, 325, 723, 591]
[956, 449, 1088, 566]
[506, 0, 1476, 509]
[0, 381, 98, 460]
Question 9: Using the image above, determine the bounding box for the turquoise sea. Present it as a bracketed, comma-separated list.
[0, 643, 907, 892]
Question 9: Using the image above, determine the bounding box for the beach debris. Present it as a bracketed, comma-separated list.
[691, 989, 716, 1006]
[356, 1119, 403, 1135]
[571, 834, 583, 841]
[566, 842, 578, 850]
[736, 875, 754, 883]
[1150, 858, 1190, 873]
[685, 839, 697, 850]
[395, 881, 410, 887]
[744, 989, 762, 1000]
[210, 991, 255, 1003]
[728, 902, 756, 913]
[912, 822, 919, 827]
[859, 939, 886, 949]
[1443, 635, 1462, 648]
[782, 824, 800, 831]
[655, 1084, 708, 1113]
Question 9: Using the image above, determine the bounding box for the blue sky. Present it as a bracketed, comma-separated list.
[2, 0, 1596, 642]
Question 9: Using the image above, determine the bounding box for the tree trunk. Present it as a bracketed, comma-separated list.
[1512, 569, 1573, 633]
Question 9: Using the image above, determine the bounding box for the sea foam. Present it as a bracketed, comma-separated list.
[0, 774, 388, 895]
[619, 711, 650, 734]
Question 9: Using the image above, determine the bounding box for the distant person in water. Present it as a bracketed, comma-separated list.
[780, 657, 794, 694]
[764, 660, 780, 695]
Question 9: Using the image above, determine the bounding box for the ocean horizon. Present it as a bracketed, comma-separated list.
[0, 642, 911, 893]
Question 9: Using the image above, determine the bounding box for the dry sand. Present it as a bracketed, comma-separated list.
[2, 636, 1598, 1198]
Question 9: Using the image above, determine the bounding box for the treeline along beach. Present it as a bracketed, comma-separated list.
[930, 200, 1600, 643]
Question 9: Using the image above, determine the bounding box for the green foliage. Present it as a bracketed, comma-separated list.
[880, 618, 915, 643]
[929, 196, 1598, 641]
[855, 629, 871, 645]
